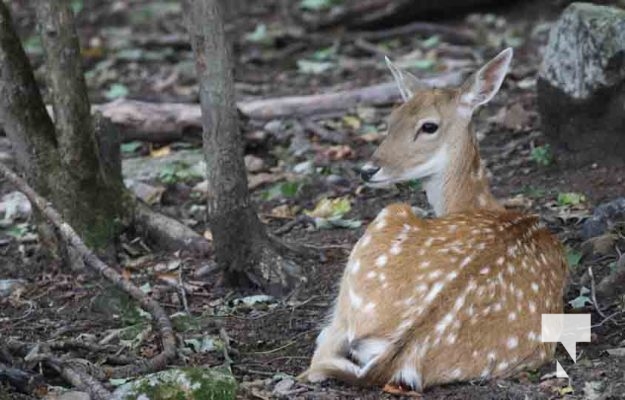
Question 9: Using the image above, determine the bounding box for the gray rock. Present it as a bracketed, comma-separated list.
[537, 3, 625, 164]
[111, 367, 236, 400]
[540, 3, 625, 99]
[581, 197, 625, 239]
[272, 378, 295, 396]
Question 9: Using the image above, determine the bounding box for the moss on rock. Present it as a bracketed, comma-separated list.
[111, 367, 236, 400]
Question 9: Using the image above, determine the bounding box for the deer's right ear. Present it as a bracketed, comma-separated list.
[459, 48, 513, 113]
[386, 56, 421, 102]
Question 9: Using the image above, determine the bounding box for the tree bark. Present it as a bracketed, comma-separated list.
[182, 0, 301, 294]
[35, 1, 127, 249]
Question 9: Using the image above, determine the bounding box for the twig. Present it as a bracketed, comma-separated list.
[219, 328, 233, 367]
[355, 21, 476, 45]
[588, 266, 608, 319]
[273, 215, 313, 236]
[178, 266, 190, 314]
[0, 362, 47, 396]
[0, 161, 177, 379]
[45, 356, 111, 400]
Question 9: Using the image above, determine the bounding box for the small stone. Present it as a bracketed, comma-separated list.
[244, 155, 265, 173]
[537, 3, 625, 164]
[581, 197, 625, 239]
[273, 378, 295, 395]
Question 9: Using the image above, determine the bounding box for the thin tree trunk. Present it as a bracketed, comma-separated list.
[182, 0, 301, 294]
[0, 1, 59, 197]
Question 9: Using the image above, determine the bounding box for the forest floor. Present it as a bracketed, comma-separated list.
[2, 0, 625, 399]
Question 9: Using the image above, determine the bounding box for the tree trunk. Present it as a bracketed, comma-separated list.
[182, 0, 301, 294]
[0, 1, 125, 251]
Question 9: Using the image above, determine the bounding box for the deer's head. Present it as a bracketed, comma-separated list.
[360, 48, 513, 186]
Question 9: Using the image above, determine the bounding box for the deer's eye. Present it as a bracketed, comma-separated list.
[420, 122, 439, 134]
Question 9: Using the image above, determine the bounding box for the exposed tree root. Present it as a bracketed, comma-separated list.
[0, 161, 177, 385]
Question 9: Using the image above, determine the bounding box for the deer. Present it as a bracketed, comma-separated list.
[299, 48, 568, 394]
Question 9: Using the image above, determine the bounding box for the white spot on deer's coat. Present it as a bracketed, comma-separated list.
[390, 243, 402, 255]
[424, 282, 444, 304]
[366, 271, 377, 279]
[349, 288, 363, 308]
[496, 257, 505, 266]
[508, 312, 517, 321]
[531, 282, 539, 292]
[376, 254, 388, 267]
[428, 270, 442, 280]
[529, 301, 537, 313]
[497, 362, 509, 371]
[460, 256, 472, 268]
[364, 302, 376, 313]
[480, 267, 490, 274]
[419, 261, 431, 269]
[507, 336, 518, 349]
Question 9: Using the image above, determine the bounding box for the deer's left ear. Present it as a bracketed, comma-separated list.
[459, 48, 513, 112]
[386, 56, 422, 102]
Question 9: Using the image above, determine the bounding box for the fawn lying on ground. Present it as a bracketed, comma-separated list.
[299, 48, 568, 393]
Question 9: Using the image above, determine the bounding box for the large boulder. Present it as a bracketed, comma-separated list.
[537, 3, 625, 165]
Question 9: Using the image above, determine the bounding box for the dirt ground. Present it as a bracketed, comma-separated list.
[2, 0, 625, 399]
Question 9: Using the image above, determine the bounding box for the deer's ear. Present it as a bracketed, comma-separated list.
[386, 56, 422, 102]
[459, 48, 512, 112]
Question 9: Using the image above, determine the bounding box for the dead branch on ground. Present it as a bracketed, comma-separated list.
[94, 70, 464, 142]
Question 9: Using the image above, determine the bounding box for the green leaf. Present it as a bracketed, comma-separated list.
[4, 223, 29, 238]
[568, 295, 591, 309]
[300, 0, 338, 11]
[311, 46, 337, 61]
[245, 24, 272, 45]
[105, 83, 129, 100]
[305, 197, 351, 219]
[557, 192, 586, 206]
[403, 59, 435, 71]
[71, 0, 84, 14]
[565, 248, 582, 268]
[109, 378, 130, 386]
[297, 59, 334, 75]
[530, 144, 553, 167]
[121, 141, 143, 154]
[421, 35, 440, 49]
[262, 181, 302, 200]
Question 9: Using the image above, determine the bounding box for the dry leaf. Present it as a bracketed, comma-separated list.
[150, 145, 171, 158]
[323, 145, 354, 161]
[357, 132, 383, 143]
[271, 204, 298, 218]
[581, 233, 618, 256]
[502, 194, 533, 209]
[203, 230, 213, 241]
[248, 172, 287, 190]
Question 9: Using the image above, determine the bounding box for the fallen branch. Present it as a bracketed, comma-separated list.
[45, 357, 111, 400]
[133, 200, 211, 256]
[92, 71, 464, 142]
[355, 21, 477, 45]
[0, 362, 47, 397]
[0, 161, 177, 381]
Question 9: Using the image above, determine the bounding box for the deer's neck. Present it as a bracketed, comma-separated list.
[423, 125, 503, 216]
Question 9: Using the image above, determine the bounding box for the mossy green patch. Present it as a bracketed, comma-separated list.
[111, 367, 236, 400]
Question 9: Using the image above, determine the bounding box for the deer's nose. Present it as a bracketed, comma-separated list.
[360, 164, 381, 182]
